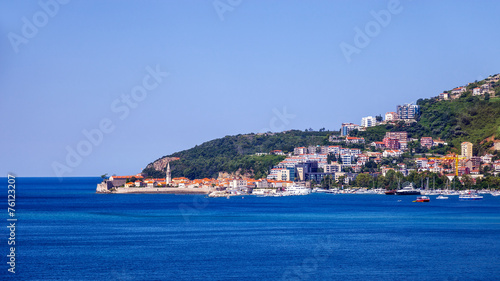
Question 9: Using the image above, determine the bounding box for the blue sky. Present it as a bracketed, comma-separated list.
[1, 0, 499, 177]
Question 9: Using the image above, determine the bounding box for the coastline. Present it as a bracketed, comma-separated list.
[98, 186, 211, 194]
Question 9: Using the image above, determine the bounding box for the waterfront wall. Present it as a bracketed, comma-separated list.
[110, 187, 211, 194]
[96, 182, 109, 193]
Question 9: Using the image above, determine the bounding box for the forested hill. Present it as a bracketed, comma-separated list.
[142, 130, 334, 179]
[143, 75, 500, 180]
[351, 76, 500, 155]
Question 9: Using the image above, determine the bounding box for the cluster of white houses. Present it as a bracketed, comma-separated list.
[343, 74, 499, 136]
[266, 129, 498, 185]
[340, 103, 421, 136]
[438, 74, 499, 100]
[267, 131, 410, 183]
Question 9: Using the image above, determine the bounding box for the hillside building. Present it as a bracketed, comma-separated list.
[340, 123, 360, 136]
[461, 142, 473, 159]
[397, 104, 420, 119]
[384, 112, 398, 121]
[420, 137, 433, 149]
[385, 131, 408, 142]
[361, 116, 377, 127]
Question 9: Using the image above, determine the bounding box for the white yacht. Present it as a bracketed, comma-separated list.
[396, 182, 421, 195]
[459, 192, 483, 201]
[285, 185, 312, 195]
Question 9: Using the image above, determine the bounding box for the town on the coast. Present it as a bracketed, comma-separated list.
[98, 74, 500, 199]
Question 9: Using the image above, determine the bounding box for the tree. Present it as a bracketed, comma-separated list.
[126, 176, 137, 183]
[376, 175, 385, 188]
[376, 115, 383, 122]
[355, 173, 372, 187]
[337, 176, 346, 186]
[384, 170, 397, 189]
[321, 175, 336, 189]
[452, 176, 461, 190]
[365, 160, 377, 170]
[100, 173, 108, 180]
[461, 174, 474, 189]
[327, 153, 337, 163]
[343, 167, 353, 173]
[408, 141, 418, 157]
[394, 171, 405, 188]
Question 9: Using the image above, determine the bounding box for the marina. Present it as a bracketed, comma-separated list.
[205, 186, 500, 199]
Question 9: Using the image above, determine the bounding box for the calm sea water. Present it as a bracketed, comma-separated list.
[2, 177, 500, 280]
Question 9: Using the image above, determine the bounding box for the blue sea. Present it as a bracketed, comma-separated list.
[2, 177, 500, 280]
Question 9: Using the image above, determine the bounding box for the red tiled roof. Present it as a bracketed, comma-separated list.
[112, 175, 144, 179]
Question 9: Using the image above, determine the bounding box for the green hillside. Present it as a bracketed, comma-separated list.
[143, 75, 500, 180]
[351, 76, 500, 155]
[418, 96, 500, 148]
[142, 130, 334, 179]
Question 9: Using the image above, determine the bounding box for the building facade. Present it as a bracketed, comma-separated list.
[384, 112, 398, 121]
[420, 137, 433, 149]
[361, 116, 377, 127]
[340, 123, 360, 136]
[294, 147, 307, 155]
[383, 138, 400, 150]
[397, 104, 420, 119]
[324, 163, 341, 173]
[385, 131, 408, 141]
[461, 142, 473, 159]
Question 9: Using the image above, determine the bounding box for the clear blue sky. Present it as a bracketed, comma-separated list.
[1, 0, 499, 177]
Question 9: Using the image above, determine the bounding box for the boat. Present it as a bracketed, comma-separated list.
[436, 195, 448, 200]
[491, 191, 500, 197]
[285, 184, 312, 195]
[413, 196, 430, 202]
[385, 190, 396, 195]
[425, 191, 440, 196]
[396, 182, 421, 195]
[459, 192, 483, 201]
[355, 189, 378, 194]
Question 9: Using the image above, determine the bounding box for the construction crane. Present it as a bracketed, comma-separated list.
[428, 154, 467, 176]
